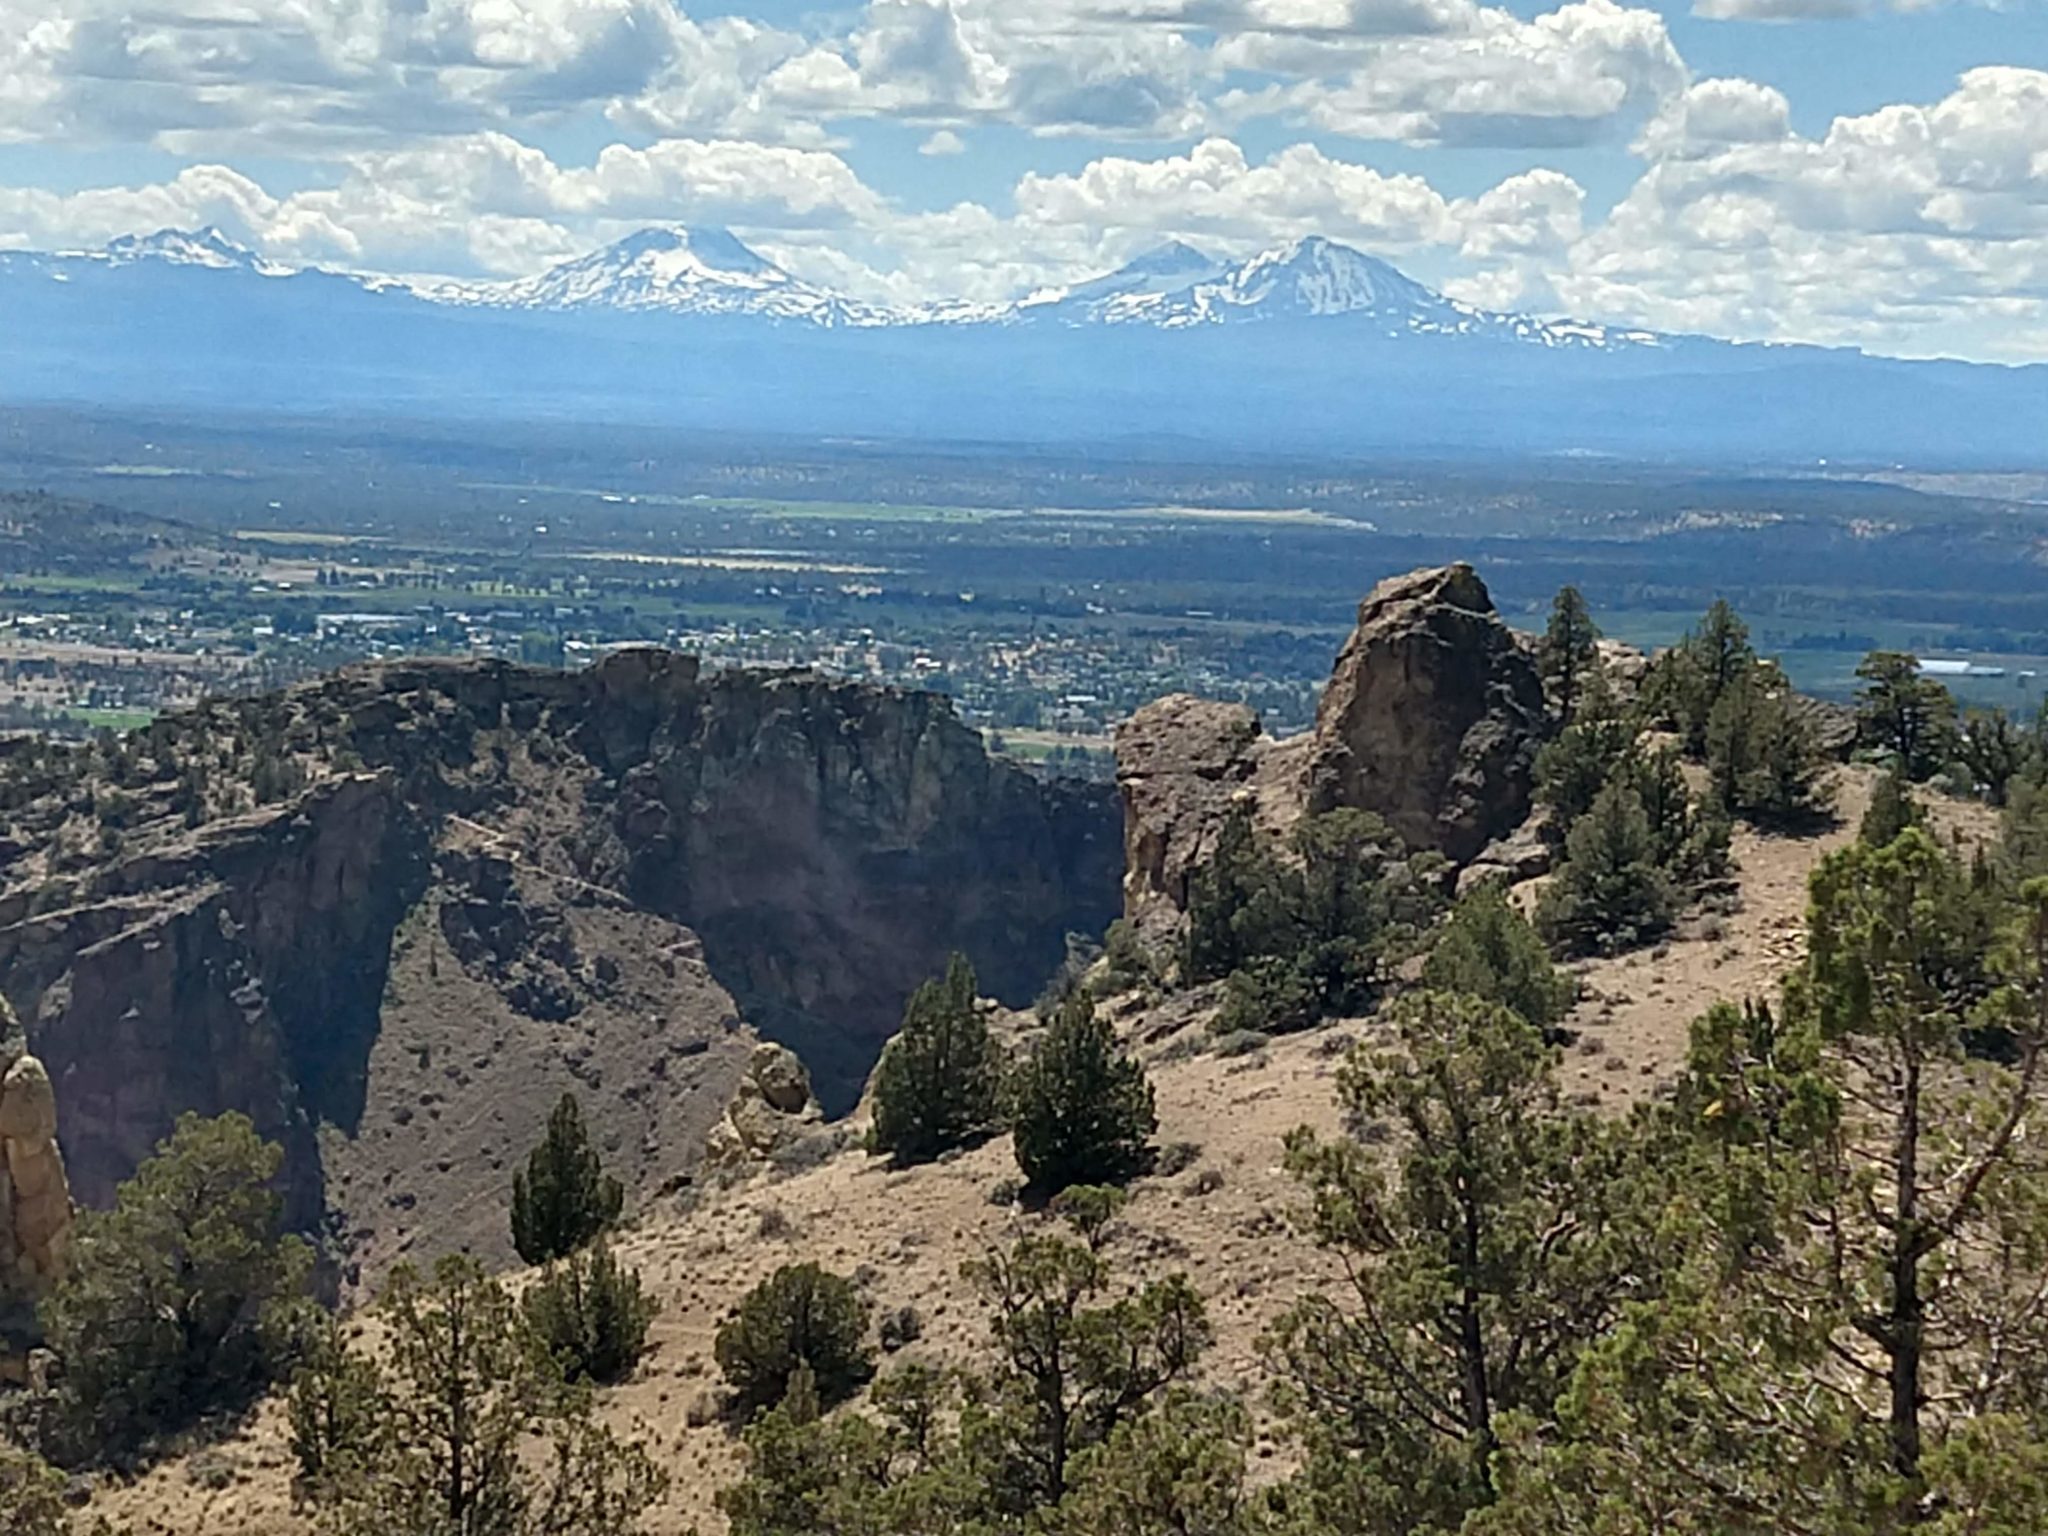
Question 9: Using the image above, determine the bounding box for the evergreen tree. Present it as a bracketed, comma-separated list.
[510, 1093, 624, 1266]
[868, 953, 1004, 1165]
[1271, 991, 1648, 1535]
[1709, 670, 1834, 827]
[1539, 585, 1603, 726]
[1648, 599, 1758, 752]
[1009, 993, 1157, 1194]
[1959, 707, 2028, 806]
[964, 1202, 1210, 1509]
[1421, 880, 1575, 1033]
[1535, 780, 1677, 955]
[1855, 650, 1958, 781]
[1860, 766, 1923, 848]
[521, 1237, 658, 1385]
[1534, 707, 1634, 841]
[309, 1254, 668, 1536]
[288, 1318, 388, 1495]
[715, 1262, 874, 1414]
[40, 1111, 315, 1459]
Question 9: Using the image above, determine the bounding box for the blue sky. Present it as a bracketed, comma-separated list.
[2, 0, 2045, 360]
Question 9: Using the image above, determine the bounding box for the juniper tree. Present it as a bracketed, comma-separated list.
[40, 1111, 315, 1459]
[869, 952, 1003, 1165]
[1535, 780, 1676, 955]
[510, 1093, 624, 1265]
[1421, 880, 1574, 1034]
[715, 1262, 874, 1414]
[521, 1237, 658, 1385]
[1009, 993, 1157, 1194]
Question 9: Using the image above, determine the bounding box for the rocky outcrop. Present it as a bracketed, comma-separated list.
[1115, 696, 1310, 942]
[0, 652, 1119, 1282]
[1116, 564, 1548, 932]
[0, 995, 71, 1317]
[1305, 564, 1546, 863]
[704, 1043, 825, 1169]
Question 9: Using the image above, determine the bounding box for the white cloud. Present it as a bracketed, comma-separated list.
[1635, 77, 1792, 159]
[1693, 0, 1981, 20]
[1554, 67, 2048, 357]
[1213, 0, 1688, 148]
[920, 128, 967, 154]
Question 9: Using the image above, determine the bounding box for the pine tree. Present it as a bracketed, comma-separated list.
[1540, 585, 1603, 725]
[1010, 993, 1157, 1194]
[1535, 780, 1677, 955]
[1272, 991, 1648, 1535]
[312, 1254, 668, 1536]
[1421, 880, 1575, 1033]
[1855, 650, 1958, 781]
[510, 1093, 624, 1265]
[868, 953, 1003, 1165]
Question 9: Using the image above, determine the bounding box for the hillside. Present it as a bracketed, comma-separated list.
[80, 761, 1999, 1536]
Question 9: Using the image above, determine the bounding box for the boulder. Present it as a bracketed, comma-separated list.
[705, 1041, 824, 1168]
[1115, 696, 1265, 935]
[1306, 564, 1547, 865]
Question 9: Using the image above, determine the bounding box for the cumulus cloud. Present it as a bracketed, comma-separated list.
[1212, 0, 1688, 148]
[1555, 67, 2048, 357]
[920, 128, 967, 154]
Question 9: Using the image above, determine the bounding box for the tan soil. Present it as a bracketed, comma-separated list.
[77, 766, 1998, 1536]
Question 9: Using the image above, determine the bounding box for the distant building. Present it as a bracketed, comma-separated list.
[1918, 658, 2007, 679]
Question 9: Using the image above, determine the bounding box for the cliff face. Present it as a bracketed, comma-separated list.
[0, 652, 1119, 1285]
[1116, 563, 1547, 934]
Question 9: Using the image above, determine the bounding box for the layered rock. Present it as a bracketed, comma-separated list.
[1117, 563, 1547, 931]
[0, 652, 1121, 1283]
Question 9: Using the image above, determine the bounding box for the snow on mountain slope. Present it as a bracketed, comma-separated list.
[0, 223, 1661, 350]
[431, 226, 902, 327]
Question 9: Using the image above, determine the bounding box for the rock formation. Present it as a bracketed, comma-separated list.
[0, 651, 1120, 1283]
[0, 994, 72, 1308]
[1304, 563, 1547, 863]
[704, 1043, 826, 1168]
[1117, 563, 1547, 933]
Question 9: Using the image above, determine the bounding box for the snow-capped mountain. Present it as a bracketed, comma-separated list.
[431, 226, 900, 327]
[1025, 235, 1655, 348]
[101, 226, 292, 275]
[7, 221, 2041, 465]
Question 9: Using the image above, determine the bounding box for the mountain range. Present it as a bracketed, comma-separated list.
[2, 224, 2042, 463]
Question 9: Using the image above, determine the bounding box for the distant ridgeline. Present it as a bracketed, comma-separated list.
[2, 226, 2044, 462]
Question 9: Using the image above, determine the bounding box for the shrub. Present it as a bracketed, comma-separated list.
[1009, 993, 1157, 1195]
[522, 1237, 659, 1385]
[868, 953, 1003, 1166]
[1422, 881, 1574, 1033]
[511, 1093, 624, 1265]
[715, 1263, 874, 1415]
[40, 1111, 315, 1460]
[0, 1441, 69, 1536]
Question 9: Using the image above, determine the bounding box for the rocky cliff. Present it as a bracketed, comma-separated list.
[0, 994, 72, 1349]
[0, 652, 1119, 1286]
[1116, 563, 1546, 936]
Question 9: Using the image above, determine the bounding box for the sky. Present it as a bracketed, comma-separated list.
[1, 0, 2046, 361]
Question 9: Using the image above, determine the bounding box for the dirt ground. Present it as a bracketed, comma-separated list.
[81, 764, 1999, 1536]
